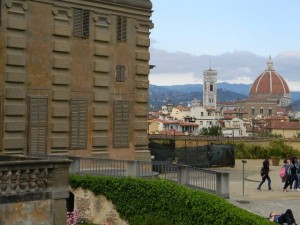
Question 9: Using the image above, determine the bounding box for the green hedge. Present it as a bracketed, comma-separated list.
[233, 140, 300, 159]
[69, 175, 272, 225]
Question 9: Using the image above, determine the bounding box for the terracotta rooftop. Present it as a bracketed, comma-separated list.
[178, 121, 199, 127]
[159, 129, 184, 136]
[264, 115, 288, 121]
[155, 119, 178, 124]
[271, 122, 300, 130]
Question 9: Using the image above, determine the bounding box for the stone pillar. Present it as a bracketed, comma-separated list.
[177, 165, 188, 185]
[126, 161, 140, 177]
[216, 171, 230, 198]
[48, 161, 71, 224]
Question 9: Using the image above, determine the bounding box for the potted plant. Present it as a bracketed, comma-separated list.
[268, 146, 282, 166]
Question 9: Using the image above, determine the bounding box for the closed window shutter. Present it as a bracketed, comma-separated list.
[116, 65, 126, 82]
[28, 96, 48, 155]
[73, 8, 82, 37]
[70, 99, 87, 149]
[82, 9, 90, 38]
[0, 94, 2, 150]
[73, 8, 89, 38]
[114, 100, 129, 148]
[117, 16, 127, 42]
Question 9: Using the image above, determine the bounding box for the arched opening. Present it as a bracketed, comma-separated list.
[66, 191, 74, 212]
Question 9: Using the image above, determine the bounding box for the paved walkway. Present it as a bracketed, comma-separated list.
[214, 159, 300, 223]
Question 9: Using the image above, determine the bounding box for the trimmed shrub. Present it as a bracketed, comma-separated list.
[69, 175, 272, 225]
[234, 140, 299, 159]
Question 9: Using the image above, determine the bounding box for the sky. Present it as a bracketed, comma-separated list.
[149, 0, 300, 91]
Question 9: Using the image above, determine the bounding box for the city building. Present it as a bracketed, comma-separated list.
[0, 0, 153, 160]
[203, 67, 217, 109]
[237, 56, 291, 120]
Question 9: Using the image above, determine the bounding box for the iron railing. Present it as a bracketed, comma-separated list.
[68, 157, 229, 198]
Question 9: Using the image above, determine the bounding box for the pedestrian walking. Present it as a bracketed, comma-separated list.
[257, 158, 272, 191]
[291, 157, 299, 191]
[283, 159, 294, 192]
[296, 158, 300, 190]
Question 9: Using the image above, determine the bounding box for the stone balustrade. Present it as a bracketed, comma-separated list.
[0, 156, 71, 225]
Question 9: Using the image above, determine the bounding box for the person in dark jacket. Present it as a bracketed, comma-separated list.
[257, 158, 272, 191]
[283, 159, 294, 192]
[269, 209, 297, 225]
[290, 157, 299, 191]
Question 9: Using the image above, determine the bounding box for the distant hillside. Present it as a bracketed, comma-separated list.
[149, 83, 300, 110]
[290, 99, 300, 111]
[159, 82, 251, 95]
[149, 84, 247, 110]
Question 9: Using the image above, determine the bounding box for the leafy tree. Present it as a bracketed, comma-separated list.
[199, 125, 223, 136]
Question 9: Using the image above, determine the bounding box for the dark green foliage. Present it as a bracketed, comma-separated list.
[199, 125, 223, 136]
[249, 145, 269, 159]
[234, 140, 299, 159]
[69, 175, 272, 225]
[268, 146, 282, 157]
[130, 215, 173, 225]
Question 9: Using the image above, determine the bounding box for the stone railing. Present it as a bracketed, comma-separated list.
[69, 157, 230, 198]
[0, 156, 71, 225]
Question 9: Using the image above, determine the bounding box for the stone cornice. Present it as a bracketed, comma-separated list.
[91, 0, 152, 10]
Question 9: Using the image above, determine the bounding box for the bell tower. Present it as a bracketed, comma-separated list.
[203, 67, 217, 109]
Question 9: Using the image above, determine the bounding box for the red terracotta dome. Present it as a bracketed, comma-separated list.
[249, 56, 290, 96]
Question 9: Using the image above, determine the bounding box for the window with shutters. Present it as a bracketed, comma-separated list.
[113, 100, 129, 148]
[260, 107, 264, 115]
[73, 8, 90, 38]
[0, 0, 2, 26]
[269, 107, 272, 116]
[69, 99, 88, 149]
[117, 16, 127, 42]
[28, 96, 48, 155]
[116, 65, 126, 82]
[0, 94, 2, 151]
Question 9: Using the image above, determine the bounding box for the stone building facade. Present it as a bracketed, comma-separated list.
[0, 0, 153, 160]
[203, 68, 217, 109]
[236, 57, 291, 120]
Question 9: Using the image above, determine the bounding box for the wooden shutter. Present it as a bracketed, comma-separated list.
[116, 65, 126, 82]
[70, 99, 87, 149]
[28, 96, 48, 155]
[82, 9, 90, 38]
[0, 94, 2, 151]
[113, 100, 129, 148]
[117, 16, 127, 42]
[73, 8, 82, 37]
[73, 8, 89, 38]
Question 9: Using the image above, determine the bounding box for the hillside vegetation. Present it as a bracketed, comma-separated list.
[69, 175, 272, 225]
[149, 83, 300, 110]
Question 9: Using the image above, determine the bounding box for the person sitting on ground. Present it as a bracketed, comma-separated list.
[269, 209, 297, 225]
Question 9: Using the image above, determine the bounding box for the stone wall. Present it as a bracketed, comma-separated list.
[0, 200, 52, 225]
[71, 188, 128, 225]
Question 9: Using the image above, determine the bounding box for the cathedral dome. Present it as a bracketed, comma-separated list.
[249, 56, 290, 96]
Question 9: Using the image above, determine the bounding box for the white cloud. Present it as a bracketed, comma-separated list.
[149, 48, 300, 91]
[286, 80, 300, 92]
[150, 72, 201, 86]
[218, 76, 254, 85]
